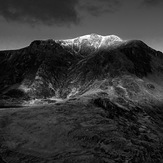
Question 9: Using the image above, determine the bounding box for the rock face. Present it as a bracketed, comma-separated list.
[0, 34, 163, 163]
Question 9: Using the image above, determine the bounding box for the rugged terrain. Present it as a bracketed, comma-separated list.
[0, 34, 163, 162]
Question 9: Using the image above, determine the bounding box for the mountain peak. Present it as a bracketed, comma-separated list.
[60, 33, 122, 42]
[56, 34, 123, 50]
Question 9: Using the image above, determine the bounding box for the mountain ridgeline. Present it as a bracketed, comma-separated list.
[0, 34, 163, 106]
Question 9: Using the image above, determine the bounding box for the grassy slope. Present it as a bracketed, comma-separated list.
[0, 97, 163, 163]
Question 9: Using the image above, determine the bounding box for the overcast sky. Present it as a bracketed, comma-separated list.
[0, 0, 163, 51]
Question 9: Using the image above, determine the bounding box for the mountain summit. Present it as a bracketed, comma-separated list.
[58, 33, 123, 49]
[55, 34, 123, 55]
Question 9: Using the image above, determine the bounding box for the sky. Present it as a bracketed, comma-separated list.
[0, 0, 163, 52]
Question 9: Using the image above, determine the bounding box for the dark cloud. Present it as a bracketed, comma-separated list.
[0, 0, 80, 25]
[143, 0, 163, 6]
[79, 0, 121, 17]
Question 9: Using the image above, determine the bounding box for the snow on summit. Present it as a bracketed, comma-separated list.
[57, 34, 123, 49]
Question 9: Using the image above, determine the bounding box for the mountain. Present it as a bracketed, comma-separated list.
[0, 34, 163, 163]
[0, 34, 163, 106]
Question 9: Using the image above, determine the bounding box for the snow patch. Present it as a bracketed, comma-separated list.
[56, 34, 123, 49]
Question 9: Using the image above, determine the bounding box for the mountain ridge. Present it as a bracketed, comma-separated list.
[0, 34, 163, 107]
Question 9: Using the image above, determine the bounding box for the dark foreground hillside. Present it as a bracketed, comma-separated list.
[0, 96, 163, 163]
